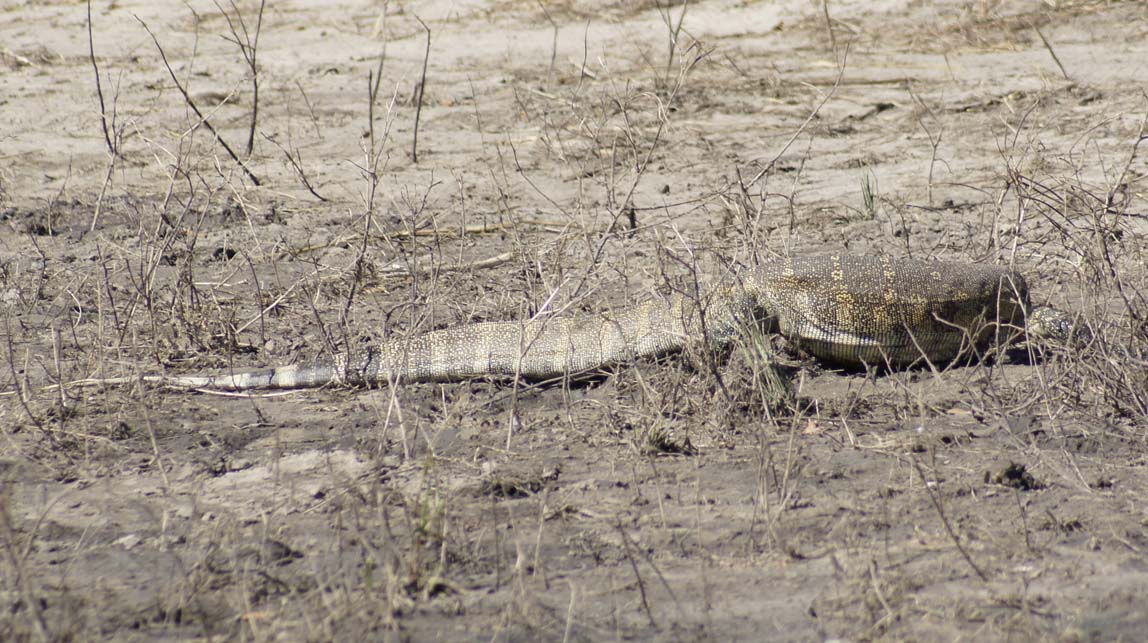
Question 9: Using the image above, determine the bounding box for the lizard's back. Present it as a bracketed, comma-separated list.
[747, 255, 1030, 367]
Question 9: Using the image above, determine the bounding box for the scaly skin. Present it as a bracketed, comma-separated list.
[88, 255, 1072, 390]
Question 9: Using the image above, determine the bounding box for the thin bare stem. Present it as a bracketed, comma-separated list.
[751, 42, 850, 186]
[656, 0, 690, 85]
[821, 0, 837, 59]
[1032, 23, 1070, 82]
[87, 0, 114, 155]
[213, 0, 265, 155]
[412, 15, 431, 163]
[911, 457, 989, 582]
[137, 16, 262, 186]
[261, 132, 329, 201]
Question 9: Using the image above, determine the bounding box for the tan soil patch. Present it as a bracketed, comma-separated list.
[3, 0, 1148, 640]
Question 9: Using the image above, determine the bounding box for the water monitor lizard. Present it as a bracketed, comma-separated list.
[80, 254, 1075, 391]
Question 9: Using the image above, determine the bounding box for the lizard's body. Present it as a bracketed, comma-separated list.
[81, 254, 1072, 391]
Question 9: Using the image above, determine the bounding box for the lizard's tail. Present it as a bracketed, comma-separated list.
[66, 287, 757, 391]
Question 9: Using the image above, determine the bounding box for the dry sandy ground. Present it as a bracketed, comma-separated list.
[2, 0, 1148, 640]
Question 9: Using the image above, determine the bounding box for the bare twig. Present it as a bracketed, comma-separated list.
[136, 16, 262, 186]
[750, 42, 850, 185]
[88, 0, 123, 232]
[369, 12, 388, 107]
[571, 41, 711, 294]
[214, 0, 266, 156]
[412, 15, 431, 163]
[343, 68, 399, 336]
[536, 0, 559, 89]
[0, 498, 51, 640]
[260, 132, 329, 201]
[86, 0, 114, 155]
[906, 84, 944, 207]
[655, 0, 690, 85]
[911, 457, 989, 582]
[1107, 97, 1148, 206]
[374, 251, 514, 280]
[821, 0, 837, 59]
[4, 315, 44, 433]
[576, 19, 592, 94]
[615, 521, 657, 628]
[1032, 23, 1070, 82]
[343, 77, 373, 332]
